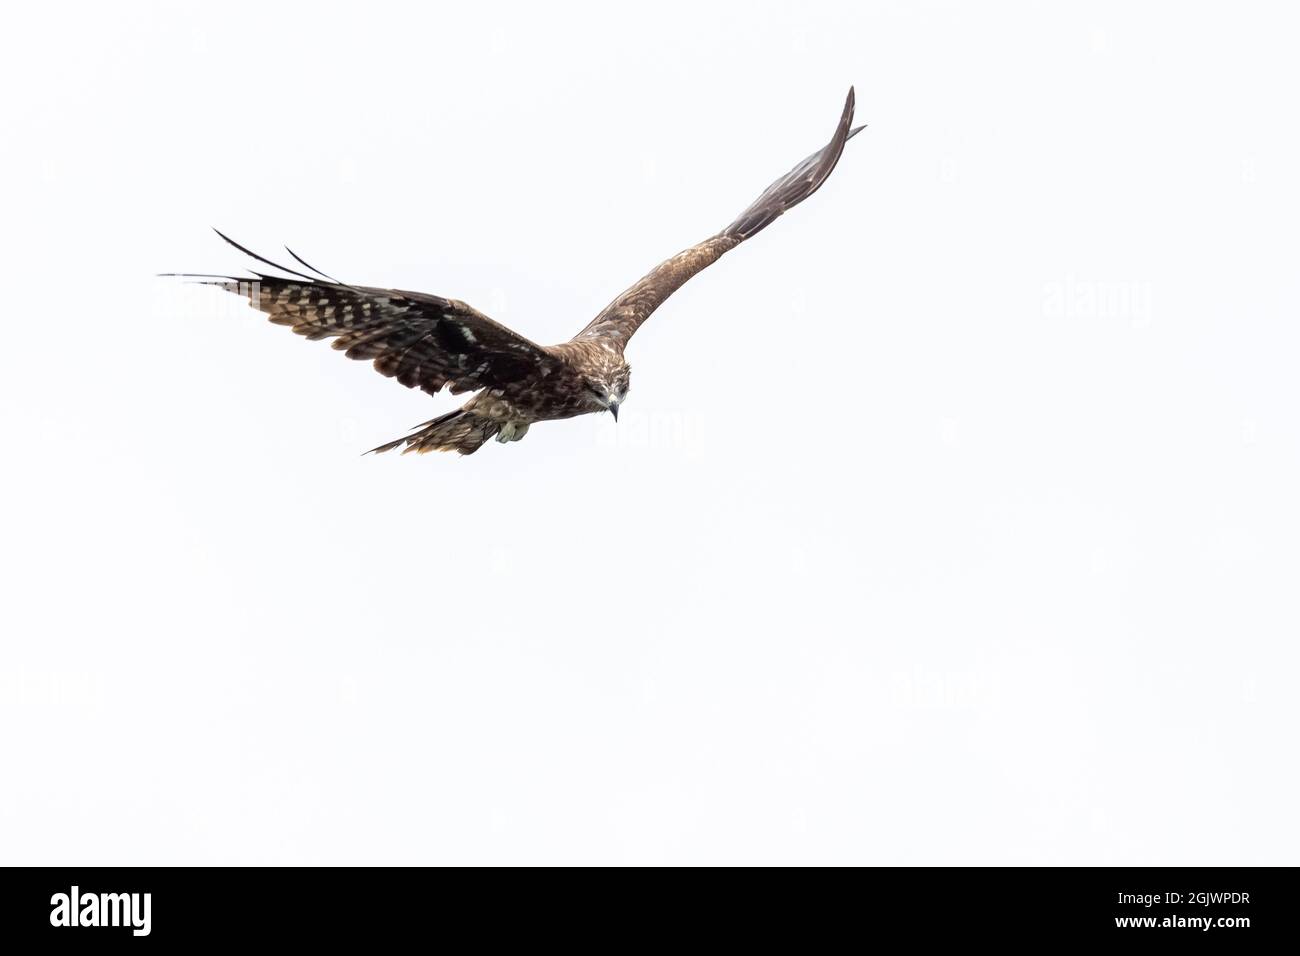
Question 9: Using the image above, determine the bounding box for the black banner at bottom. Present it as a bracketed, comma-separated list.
[0, 866, 1288, 946]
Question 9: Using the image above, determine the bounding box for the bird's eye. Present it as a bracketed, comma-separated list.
[585, 383, 605, 399]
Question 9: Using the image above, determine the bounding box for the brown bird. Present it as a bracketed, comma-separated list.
[177, 88, 863, 455]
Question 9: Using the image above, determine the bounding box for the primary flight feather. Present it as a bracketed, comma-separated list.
[174, 88, 864, 455]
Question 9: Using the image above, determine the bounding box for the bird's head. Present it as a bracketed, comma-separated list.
[583, 361, 631, 421]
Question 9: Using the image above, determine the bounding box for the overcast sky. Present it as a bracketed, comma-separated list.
[2, 1, 1297, 864]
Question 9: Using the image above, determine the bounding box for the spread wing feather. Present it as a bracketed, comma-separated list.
[577, 87, 864, 348]
[184, 240, 556, 397]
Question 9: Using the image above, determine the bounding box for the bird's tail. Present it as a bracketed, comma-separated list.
[366, 409, 499, 456]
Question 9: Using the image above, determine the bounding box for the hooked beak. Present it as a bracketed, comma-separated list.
[608, 401, 619, 422]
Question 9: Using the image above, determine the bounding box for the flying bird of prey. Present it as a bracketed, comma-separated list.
[175, 88, 864, 455]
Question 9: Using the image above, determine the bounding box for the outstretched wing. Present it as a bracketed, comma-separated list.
[182, 236, 557, 397]
[576, 87, 863, 348]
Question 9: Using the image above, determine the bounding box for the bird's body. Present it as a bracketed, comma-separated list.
[176, 89, 863, 455]
[390, 338, 630, 454]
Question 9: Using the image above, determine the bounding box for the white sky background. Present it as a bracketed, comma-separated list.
[1, 1, 1297, 865]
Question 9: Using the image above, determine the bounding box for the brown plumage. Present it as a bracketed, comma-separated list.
[173, 88, 864, 455]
